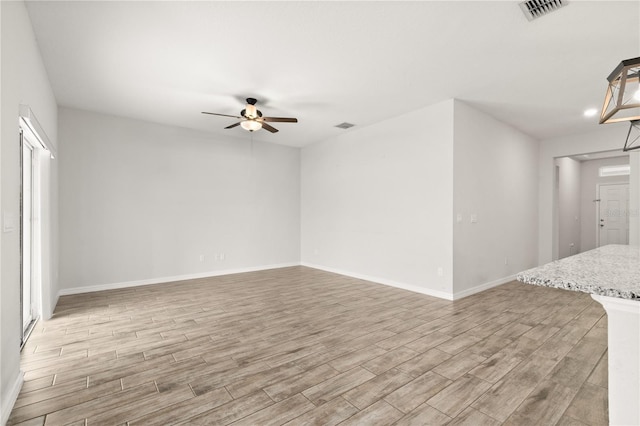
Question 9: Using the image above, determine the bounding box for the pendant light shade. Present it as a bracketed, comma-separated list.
[600, 57, 640, 124]
[240, 120, 262, 132]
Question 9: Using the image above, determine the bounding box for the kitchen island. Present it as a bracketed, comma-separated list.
[517, 244, 639, 426]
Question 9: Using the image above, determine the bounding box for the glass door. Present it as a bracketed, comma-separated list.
[21, 132, 36, 345]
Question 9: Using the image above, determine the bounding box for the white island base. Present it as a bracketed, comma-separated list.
[591, 295, 640, 426]
[517, 245, 640, 426]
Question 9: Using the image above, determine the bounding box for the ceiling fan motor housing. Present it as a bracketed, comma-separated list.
[241, 109, 263, 118]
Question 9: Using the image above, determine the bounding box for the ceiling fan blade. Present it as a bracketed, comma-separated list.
[202, 112, 243, 119]
[261, 117, 298, 123]
[225, 122, 241, 129]
[261, 122, 279, 133]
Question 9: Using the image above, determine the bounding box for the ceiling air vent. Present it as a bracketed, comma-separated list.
[335, 122, 355, 129]
[520, 0, 567, 21]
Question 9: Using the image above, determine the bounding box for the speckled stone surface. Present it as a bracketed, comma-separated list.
[517, 244, 640, 300]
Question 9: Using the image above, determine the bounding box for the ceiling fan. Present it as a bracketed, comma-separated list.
[202, 98, 298, 133]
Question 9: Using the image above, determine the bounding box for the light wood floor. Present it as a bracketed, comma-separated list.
[9, 266, 608, 425]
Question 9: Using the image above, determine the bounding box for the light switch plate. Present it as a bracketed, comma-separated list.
[470, 214, 478, 223]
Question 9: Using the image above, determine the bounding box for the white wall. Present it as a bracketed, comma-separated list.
[579, 156, 629, 253]
[538, 125, 630, 263]
[630, 151, 640, 245]
[452, 101, 539, 296]
[301, 100, 454, 297]
[1, 1, 58, 422]
[555, 157, 581, 259]
[58, 108, 300, 291]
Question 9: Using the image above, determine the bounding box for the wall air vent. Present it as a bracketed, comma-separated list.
[520, 0, 567, 21]
[335, 122, 355, 129]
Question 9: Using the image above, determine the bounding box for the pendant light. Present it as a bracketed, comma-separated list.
[600, 57, 640, 124]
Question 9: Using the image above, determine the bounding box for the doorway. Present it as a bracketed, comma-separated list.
[553, 151, 630, 260]
[21, 131, 38, 346]
[597, 183, 630, 246]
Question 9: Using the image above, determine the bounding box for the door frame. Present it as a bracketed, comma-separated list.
[595, 181, 629, 248]
[18, 105, 55, 334]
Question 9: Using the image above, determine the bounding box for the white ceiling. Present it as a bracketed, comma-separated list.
[25, 1, 640, 147]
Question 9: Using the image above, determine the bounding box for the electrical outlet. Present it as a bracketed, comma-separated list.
[437, 267, 444, 277]
[219, 253, 225, 261]
[199, 255, 205, 262]
[456, 213, 463, 223]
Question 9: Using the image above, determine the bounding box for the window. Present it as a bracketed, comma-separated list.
[599, 164, 630, 177]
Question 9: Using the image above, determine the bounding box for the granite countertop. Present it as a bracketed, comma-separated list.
[517, 244, 640, 300]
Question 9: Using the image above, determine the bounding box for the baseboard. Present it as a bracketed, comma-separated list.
[300, 262, 454, 301]
[58, 262, 301, 296]
[452, 274, 517, 300]
[56, 262, 515, 304]
[1, 370, 24, 426]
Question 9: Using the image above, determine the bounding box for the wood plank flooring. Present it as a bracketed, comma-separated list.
[8, 266, 608, 425]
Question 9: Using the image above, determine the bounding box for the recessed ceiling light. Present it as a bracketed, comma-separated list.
[584, 108, 598, 117]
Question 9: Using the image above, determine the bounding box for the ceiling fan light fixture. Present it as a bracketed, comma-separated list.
[599, 56, 640, 124]
[240, 120, 262, 132]
[202, 97, 296, 134]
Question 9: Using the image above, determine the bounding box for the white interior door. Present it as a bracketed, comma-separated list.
[598, 183, 630, 246]
[22, 139, 34, 333]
